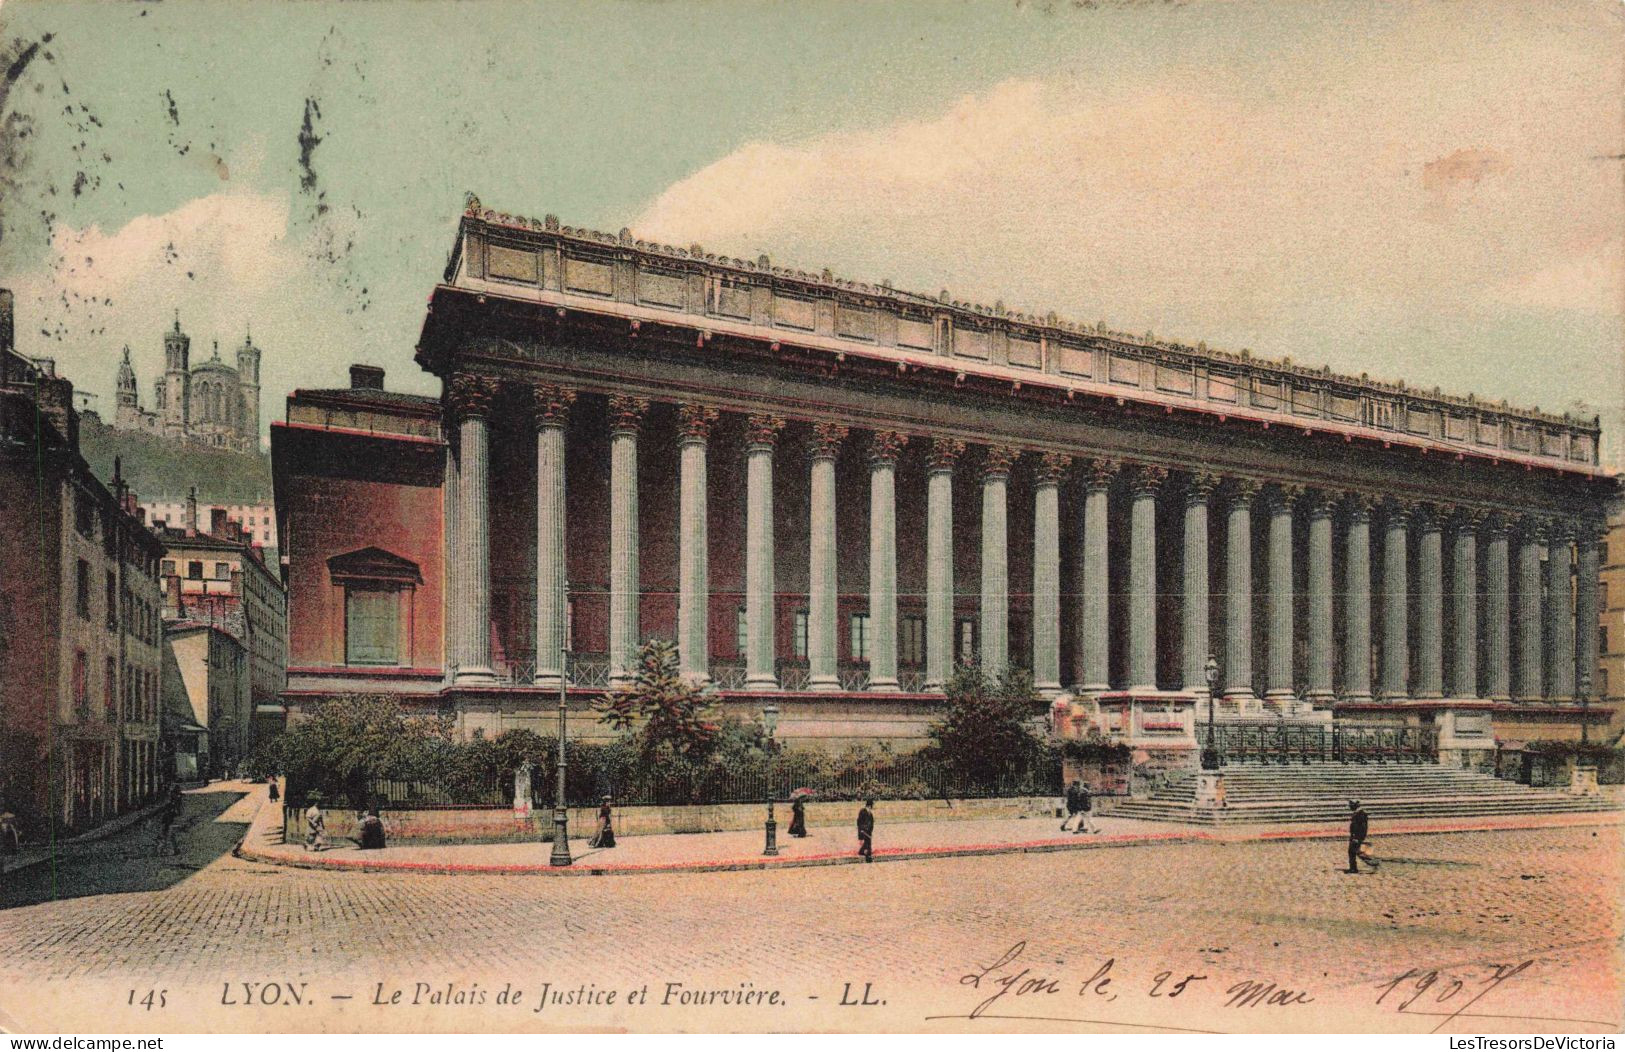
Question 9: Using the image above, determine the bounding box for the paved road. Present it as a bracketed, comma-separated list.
[0, 784, 1618, 1034]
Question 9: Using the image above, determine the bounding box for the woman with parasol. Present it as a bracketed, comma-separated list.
[787, 787, 813, 838]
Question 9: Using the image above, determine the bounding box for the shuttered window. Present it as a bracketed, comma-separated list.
[345, 585, 399, 666]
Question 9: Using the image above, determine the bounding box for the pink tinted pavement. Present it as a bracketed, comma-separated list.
[236, 784, 1624, 877]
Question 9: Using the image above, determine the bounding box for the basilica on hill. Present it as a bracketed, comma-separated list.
[114, 313, 262, 454]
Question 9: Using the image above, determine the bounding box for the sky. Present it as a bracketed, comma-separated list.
[1, 1, 1621, 461]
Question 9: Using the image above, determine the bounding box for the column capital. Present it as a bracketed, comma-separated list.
[1083, 457, 1121, 492]
[1305, 489, 1338, 518]
[981, 443, 1021, 479]
[809, 421, 850, 460]
[869, 429, 910, 465]
[1032, 450, 1072, 485]
[1546, 518, 1575, 543]
[1225, 476, 1262, 507]
[1129, 463, 1169, 495]
[1343, 490, 1377, 522]
[676, 403, 720, 442]
[1381, 497, 1414, 527]
[1448, 505, 1487, 532]
[607, 395, 650, 435]
[1185, 471, 1221, 505]
[1517, 515, 1550, 543]
[529, 383, 576, 429]
[1576, 518, 1608, 546]
[743, 413, 786, 450]
[1410, 502, 1441, 531]
[925, 436, 965, 472]
[1265, 482, 1306, 511]
[447, 372, 501, 421]
[1482, 510, 1511, 537]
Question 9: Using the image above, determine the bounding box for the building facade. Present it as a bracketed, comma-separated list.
[277, 203, 1617, 757]
[141, 499, 277, 551]
[160, 620, 250, 780]
[114, 315, 262, 453]
[152, 495, 287, 748]
[0, 290, 168, 837]
[1598, 503, 1625, 737]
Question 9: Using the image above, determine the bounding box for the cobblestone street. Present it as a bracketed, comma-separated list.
[0, 785, 1619, 1034]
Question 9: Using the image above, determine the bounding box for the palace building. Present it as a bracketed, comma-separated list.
[274, 197, 1617, 760]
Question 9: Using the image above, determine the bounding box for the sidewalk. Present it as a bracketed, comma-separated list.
[0, 793, 180, 879]
[237, 784, 1624, 877]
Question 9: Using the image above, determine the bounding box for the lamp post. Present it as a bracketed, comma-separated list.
[762, 703, 780, 856]
[548, 578, 573, 868]
[1578, 670, 1591, 747]
[1201, 653, 1220, 771]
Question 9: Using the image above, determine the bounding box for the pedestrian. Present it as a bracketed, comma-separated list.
[0, 807, 20, 855]
[588, 796, 616, 849]
[1062, 779, 1083, 833]
[1077, 781, 1099, 834]
[856, 799, 874, 862]
[788, 796, 808, 838]
[158, 784, 181, 856]
[358, 809, 386, 850]
[1346, 799, 1376, 873]
[303, 796, 327, 853]
[267, 777, 279, 803]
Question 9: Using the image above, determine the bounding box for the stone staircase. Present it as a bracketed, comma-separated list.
[1099, 763, 1619, 825]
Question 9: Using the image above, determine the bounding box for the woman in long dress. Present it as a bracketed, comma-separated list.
[588, 796, 616, 849]
[788, 797, 808, 838]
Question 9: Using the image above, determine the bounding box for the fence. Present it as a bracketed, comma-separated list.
[1203, 722, 1438, 765]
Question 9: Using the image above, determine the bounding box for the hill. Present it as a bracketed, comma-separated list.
[78, 416, 272, 504]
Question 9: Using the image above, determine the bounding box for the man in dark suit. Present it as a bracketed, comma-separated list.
[1346, 799, 1370, 873]
[856, 799, 875, 862]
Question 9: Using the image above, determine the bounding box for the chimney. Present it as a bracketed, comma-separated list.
[0, 288, 13, 355]
[230, 567, 243, 596]
[210, 507, 227, 536]
[184, 487, 198, 535]
[166, 573, 181, 614]
[349, 364, 385, 391]
[35, 373, 78, 448]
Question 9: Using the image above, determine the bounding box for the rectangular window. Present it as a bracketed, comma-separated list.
[74, 489, 95, 538]
[792, 611, 809, 660]
[215, 562, 231, 580]
[104, 657, 117, 718]
[850, 613, 871, 662]
[76, 559, 91, 619]
[956, 618, 978, 667]
[737, 606, 749, 658]
[1600, 625, 1609, 657]
[187, 561, 203, 580]
[344, 585, 399, 666]
[900, 615, 925, 666]
[105, 571, 117, 630]
[73, 650, 88, 718]
[1602, 581, 1611, 612]
[1601, 668, 1610, 698]
[161, 560, 176, 576]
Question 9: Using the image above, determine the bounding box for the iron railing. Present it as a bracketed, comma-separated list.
[1201, 721, 1438, 765]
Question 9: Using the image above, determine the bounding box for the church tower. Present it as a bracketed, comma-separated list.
[162, 311, 191, 438]
[114, 346, 141, 429]
[236, 326, 261, 451]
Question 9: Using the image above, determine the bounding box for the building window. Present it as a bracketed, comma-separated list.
[105, 571, 117, 630]
[1601, 668, 1611, 698]
[74, 489, 95, 538]
[736, 606, 749, 658]
[956, 617, 978, 667]
[850, 613, 871, 662]
[104, 657, 117, 718]
[1602, 581, 1611, 613]
[76, 559, 91, 619]
[161, 560, 175, 576]
[344, 585, 400, 666]
[187, 561, 203, 580]
[1601, 626, 1610, 657]
[792, 611, 809, 660]
[73, 650, 88, 718]
[900, 615, 925, 666]
[215, 562, 231, 580]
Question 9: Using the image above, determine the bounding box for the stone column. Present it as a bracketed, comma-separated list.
[449, 372, 499, 686]
[1223, 479, 1260, 706]
[677, 404, 719, 685]
[1576, 521, 1603, 699]
[532, 384, 575, 690]
[1182, 473, 1218, 695]
[1483, 514, 1511, 701]
[1264, 484, 1301, 708]
[1343, 494, 1375, 703]
[607, 396, 648, 688]
[1380, 500, 1410, 701]
[442, 407, 461, 681]
[868, 430, 909, 691]
[807, 423, 849, 692]
[744, 414, 785, 691]
[1415, 505, 1444, 700]
[1077, 459, 1119, 693]
[1127, 464, 1167, 692]
[1451, 508, 1482, 698]
[1514, 519, 1545, 701]
[1305, 491, 1336, 705]
[924, 438, 964, 691]
[1031, 452, 1070, 696]
[979, 446, 1018, 677]
[1546, 521, 1575, 701]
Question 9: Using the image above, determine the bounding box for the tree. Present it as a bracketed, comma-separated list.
[267, 693, 451, 803]
[927, 665, 1048, 788]
[596, 639, 720, 760]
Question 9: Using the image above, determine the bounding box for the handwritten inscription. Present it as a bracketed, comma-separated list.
[1377, 960, 1534, 1033]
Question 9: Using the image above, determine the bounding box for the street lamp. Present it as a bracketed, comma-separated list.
[549, 577, 572, 868]
[1201, 653, 1221, 771]
[1578, 670, 1592, 747]
[762, 703, 780, 857]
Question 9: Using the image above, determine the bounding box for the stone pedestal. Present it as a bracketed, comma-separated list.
[1435, 704, 1495, 770]
[1193, 770, 1227, 810]
[513, 761, 534, 819]
[1569, 763, 1599, 797]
